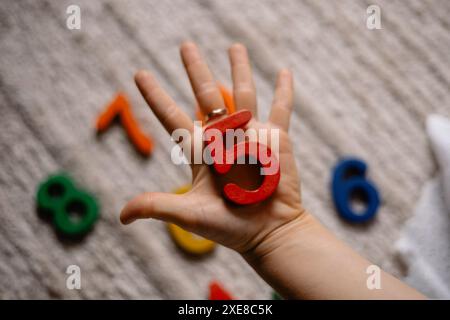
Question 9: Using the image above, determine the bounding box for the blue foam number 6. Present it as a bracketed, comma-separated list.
[332, 158, 380, 223]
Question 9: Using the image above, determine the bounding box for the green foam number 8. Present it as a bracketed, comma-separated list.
[37, 174, 99, 236]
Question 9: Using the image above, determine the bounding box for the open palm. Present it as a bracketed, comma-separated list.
[121, 42, 306, 254]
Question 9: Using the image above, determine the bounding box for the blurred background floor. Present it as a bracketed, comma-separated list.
[0, 0, 449, 298]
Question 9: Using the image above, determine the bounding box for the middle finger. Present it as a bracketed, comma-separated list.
[180, 42, 225, 116]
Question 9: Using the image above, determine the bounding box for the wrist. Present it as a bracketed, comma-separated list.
[241, 209, 426, 300]
[242, 208, 321, 266]
[241, 209, 331, 299]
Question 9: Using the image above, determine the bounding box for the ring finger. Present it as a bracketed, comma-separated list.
[228, 43, 257, 117]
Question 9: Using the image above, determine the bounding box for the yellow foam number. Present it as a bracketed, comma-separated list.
[168, 185, 215, 255]
[173, 185, 192, 195]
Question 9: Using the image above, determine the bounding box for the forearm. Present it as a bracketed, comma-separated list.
[242, 211, 425, 300]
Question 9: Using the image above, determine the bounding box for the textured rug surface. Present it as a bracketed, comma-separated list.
[0, 0, 449, 299]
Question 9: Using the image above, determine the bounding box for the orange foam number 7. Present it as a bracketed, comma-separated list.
[204, 110, 280, 205]
[96, 94, 153, 156]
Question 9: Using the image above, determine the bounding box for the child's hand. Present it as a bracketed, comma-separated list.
[120, 42, 307, 254]
[120, 42, 424, 299]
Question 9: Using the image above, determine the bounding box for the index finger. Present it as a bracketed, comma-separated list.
[135, 70, 194, 134]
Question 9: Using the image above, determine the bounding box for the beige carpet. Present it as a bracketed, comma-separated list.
[0, 0, 449, 298]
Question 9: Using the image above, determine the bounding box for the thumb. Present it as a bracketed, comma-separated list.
[120, 192, 196, 228]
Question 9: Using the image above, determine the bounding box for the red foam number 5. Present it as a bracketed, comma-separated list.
[204, 110, 280, 205]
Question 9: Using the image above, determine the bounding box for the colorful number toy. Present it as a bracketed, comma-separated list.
[204, 110, 280, 205]
[272, 291, 282, 300]
[167, 185, 216, 255]
[37, 173, 99, 236]
[209, 281, 233, 300]
[96, 93, 154, 156]
[331, 158, 380, 223]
